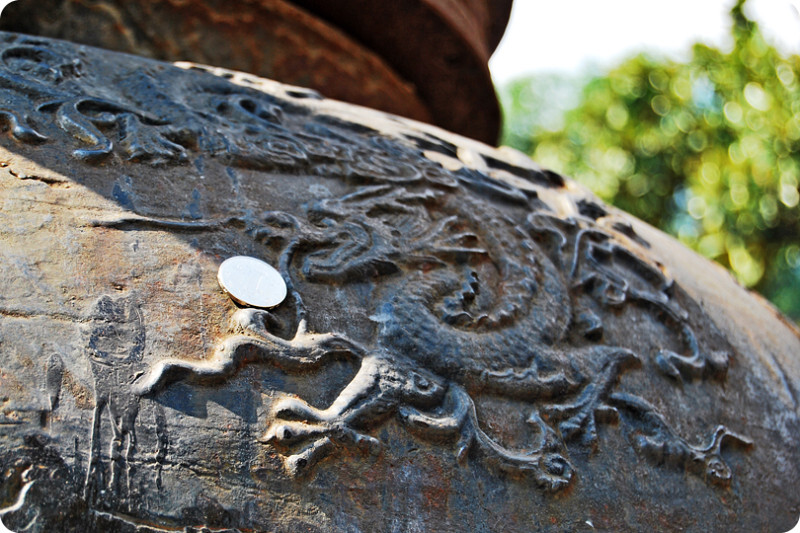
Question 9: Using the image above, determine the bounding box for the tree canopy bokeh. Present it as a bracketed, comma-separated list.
[499, 0, 800, 321]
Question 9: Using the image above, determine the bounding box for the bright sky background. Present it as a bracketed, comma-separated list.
[490, 0, 800, 84]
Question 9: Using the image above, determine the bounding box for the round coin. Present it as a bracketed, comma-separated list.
[217, 256, 287, 308]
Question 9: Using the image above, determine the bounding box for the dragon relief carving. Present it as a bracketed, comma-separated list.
[0, 33, 751, 491]
[131, 182, 751, 491]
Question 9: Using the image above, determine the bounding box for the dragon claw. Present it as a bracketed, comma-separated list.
[229, 308, 273, 337]
[284, 437, 336, 477]
[538, 453, 573, 492]
[704, 457, 732, 485]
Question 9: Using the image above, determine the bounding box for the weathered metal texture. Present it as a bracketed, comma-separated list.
[0, 0, 433, 131]
[0, 0, 510, 145]
[0, 34, 798, 532]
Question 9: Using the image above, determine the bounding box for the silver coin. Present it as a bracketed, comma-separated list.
[217, 256, 287, 308]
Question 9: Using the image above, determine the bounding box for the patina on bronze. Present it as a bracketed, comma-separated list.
[0, 33, 798, 532]
[0, 0, 509, 145]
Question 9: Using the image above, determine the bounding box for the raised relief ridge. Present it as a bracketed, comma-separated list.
[130, 183, 751, 491]
[0, 33, 752, 492]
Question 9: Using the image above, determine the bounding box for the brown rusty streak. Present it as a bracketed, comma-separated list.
[63, 369, 94, 410]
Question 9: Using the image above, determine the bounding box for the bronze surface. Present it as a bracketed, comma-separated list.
[0, 0, 511, 144]
[0, 33, 797, 532]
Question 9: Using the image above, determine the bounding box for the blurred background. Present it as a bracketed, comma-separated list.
[491, 0, 800, 322]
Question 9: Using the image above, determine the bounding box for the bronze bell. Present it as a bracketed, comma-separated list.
[0, 2, 797, 532]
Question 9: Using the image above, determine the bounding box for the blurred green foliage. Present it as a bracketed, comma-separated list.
[499, 0, 800, 321]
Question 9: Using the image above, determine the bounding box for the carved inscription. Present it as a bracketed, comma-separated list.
[83, 295, 145, 509]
